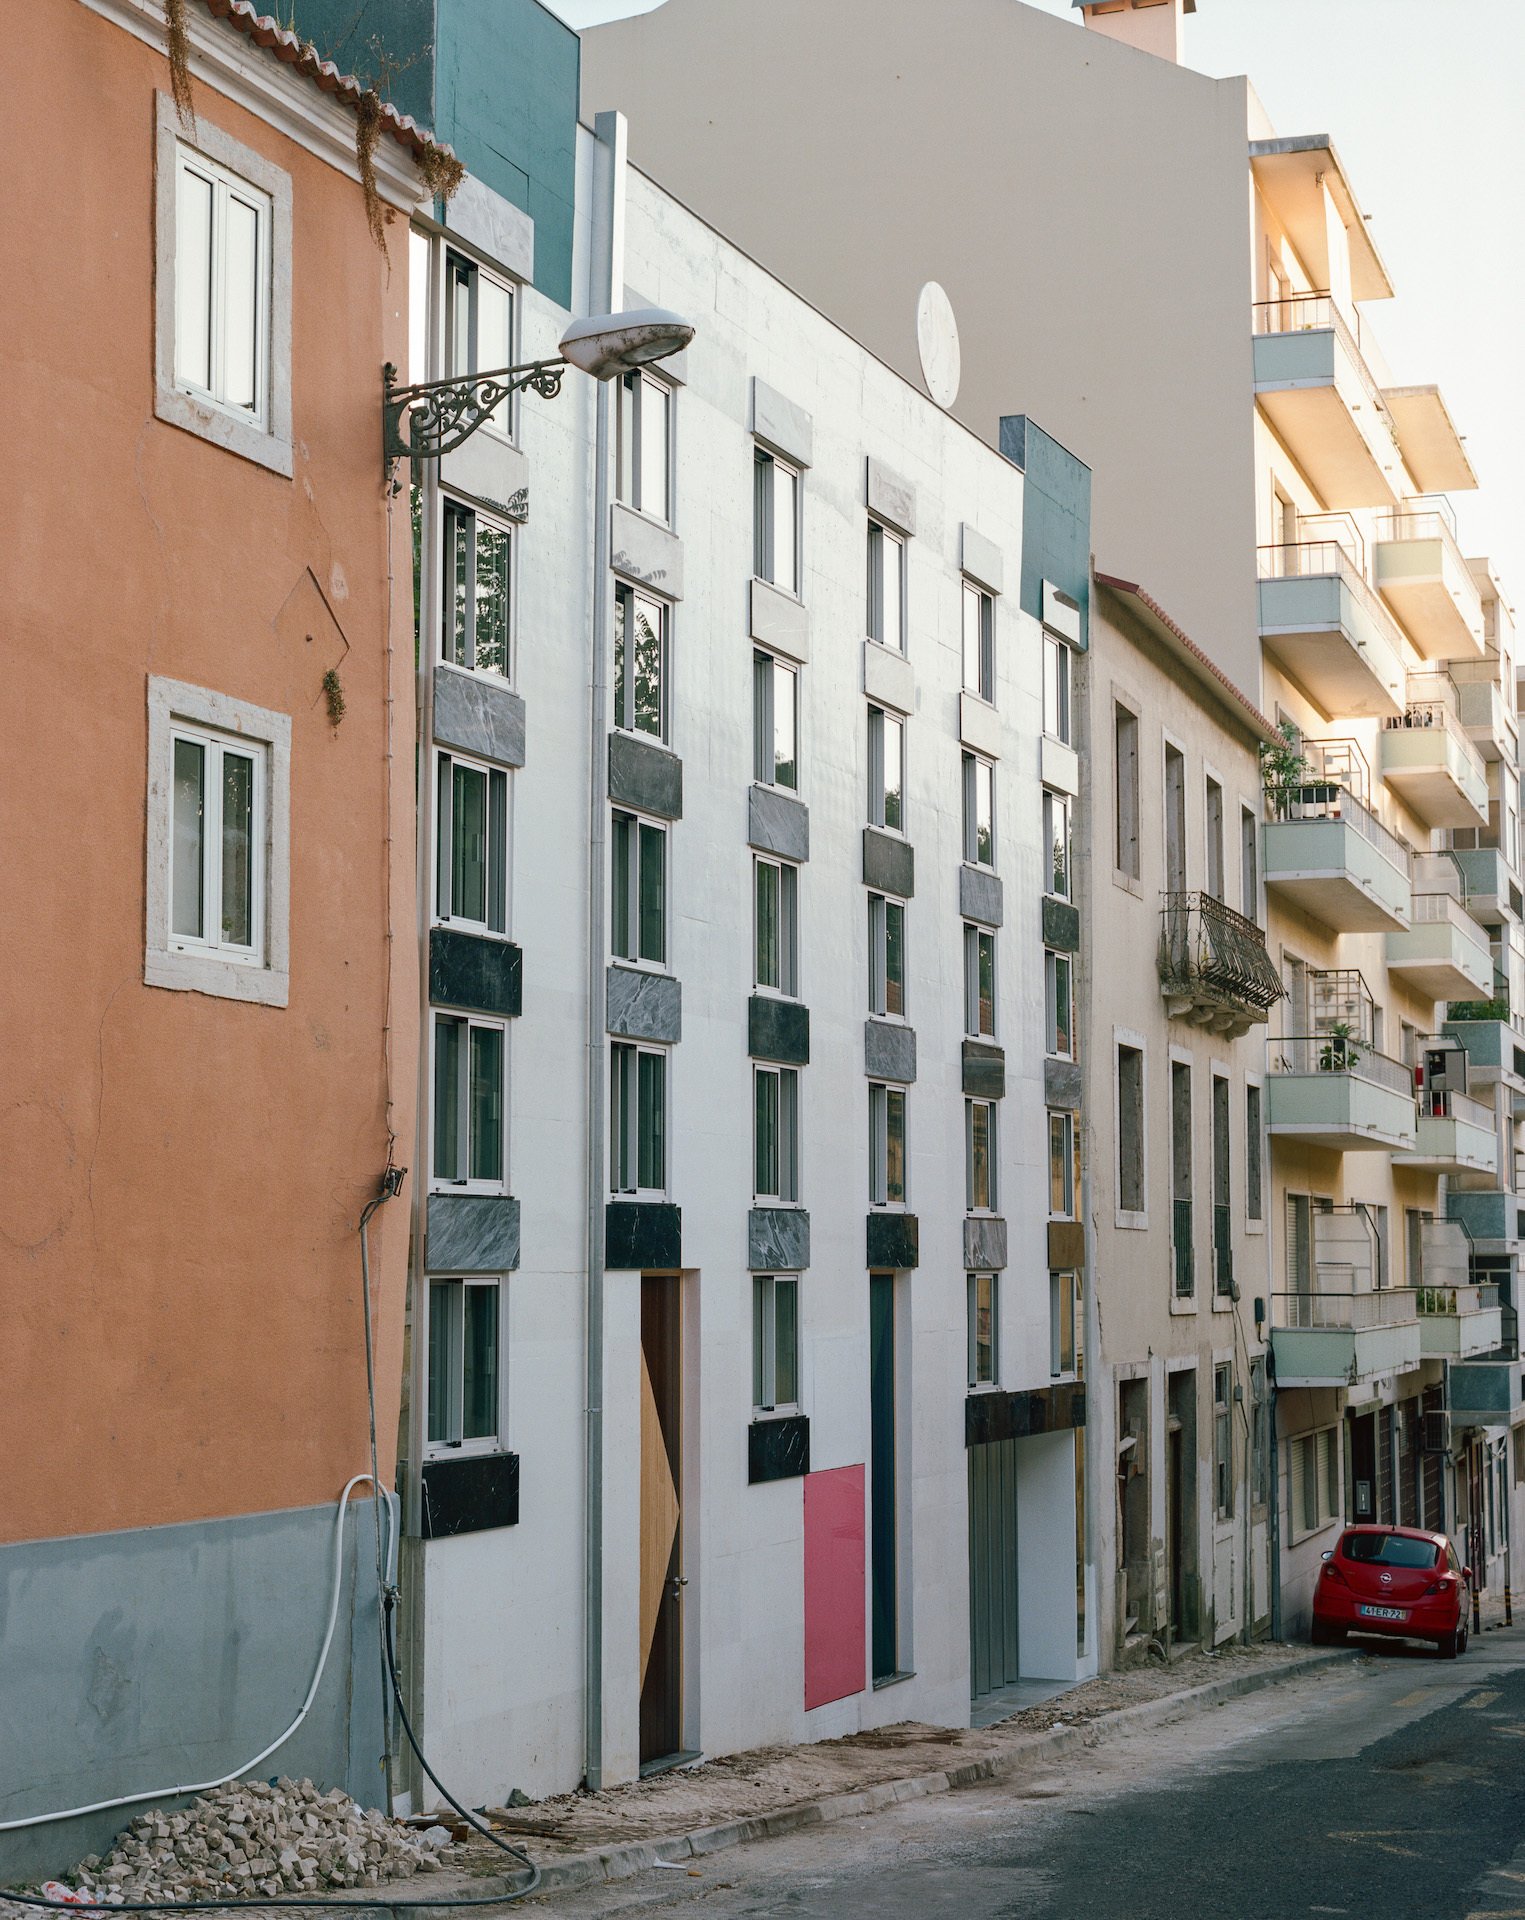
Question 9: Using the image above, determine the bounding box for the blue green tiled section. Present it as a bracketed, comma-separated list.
[999, 416, 1092, 651]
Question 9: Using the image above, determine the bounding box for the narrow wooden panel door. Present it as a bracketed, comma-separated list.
[639, 1275, 683, 1766]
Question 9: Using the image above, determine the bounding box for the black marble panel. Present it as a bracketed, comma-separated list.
[605, 1200, 682, 1270]
[866, 1211, 919, 1270]
[962, 1040, 1006, 1100]
[433, 665, 525, 769]
[959, 865, 1003, 928]
[609, 733, 683, 820]
[420, 1451, 520, 1538]
[1044, 1057, 1083, 1111]
[748, 1414, 810, 1485]
[749, 995, 810, 1065]
[748, 785, 810, 863]
[430, 928, 522, 1019]
[964, 1383, 1088, 1449]
[864, 1019, 917, 1084]
[862, 828, 915, 900]
[1042, 896, 1082, 954]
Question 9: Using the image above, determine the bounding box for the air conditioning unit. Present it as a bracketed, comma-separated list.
[1422, 1410, 1451, 1455]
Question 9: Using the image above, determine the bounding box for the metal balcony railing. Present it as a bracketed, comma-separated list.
[1251, 292, 1400, 450]
[1263, 778, 1412, 876]
[1418, 1086, 1493, 1128]
[1410, 892, 1488, 944]
[1159, 893, 1284, 1016]
[1417, 1283, 1500, 1318]
[1273, 1287, 1419, 1331]
[1258, 541, 1410, 655]
[1267, 1035, 1415, 1097]
[1377, 506, 1471, 584]
[1386, 676, 1488, 790]
[1173, 1197, 1194, 1299]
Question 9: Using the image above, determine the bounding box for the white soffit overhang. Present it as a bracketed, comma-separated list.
[1383, 385, 1481, 494]
[1249, 134, 1395, 303]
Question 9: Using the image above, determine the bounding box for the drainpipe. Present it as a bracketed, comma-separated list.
[583, 109, 626, 1795]
[1267, 1354, 1283, 1641]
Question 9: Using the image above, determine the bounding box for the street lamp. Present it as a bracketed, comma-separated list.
[382, 306, 695, 470]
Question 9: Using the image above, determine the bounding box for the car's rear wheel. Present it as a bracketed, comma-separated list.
[1311, 1618, 1343, 1647]
[1438, 1625, 1467, 1659]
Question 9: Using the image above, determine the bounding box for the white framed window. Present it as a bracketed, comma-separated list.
[610, 1042, 666, 1195]
[966, 1100, 997, 1213]
[1044, 948, 1074, 1058]
[1246, 1081, 1265, 1223]
[1043, 630, 1072, 745]
[1214, 1362, 1234, 1519]
[963, 752, 995, 868]
[441, 498, 512, 677]
[754, 448, 801, 594]
[1289, 1426, 1341, 1541]
[753, 651, 799, 790]
[1205, 776, 1225, 903]
[611, 811, 666, 967]
[867, 704, 905, 832]
[1117, 1042, 1146, 1217]
[436, 751, 509, 935]
[755, 856, 799, 996]
[868, 893, 906, 1018]
[1050, 1270, 1079, 1380]
[617, 369, 672, 522]
[869, 1082, 907, 1207]
[445, 248, 515, 436]
[967, 1272, 998, 1388]
[962, 580, 995, 702]
[754, 1065, 800, 1202]
[1048, 1110, 1078, 1220]
[1115, 701, 1141, 880]
[965, 925, 996, 1039]
[614, 583, 669, 740]
[432, 1011, 507, 1192]
[146, 676, 290, 1006]
[155, 97, 291, 475]
[753, 1274, 800, 1414]
[1043, 788, 1071, 900]
[867, 520, 906, 652]
[427, 1277, 503, 1455]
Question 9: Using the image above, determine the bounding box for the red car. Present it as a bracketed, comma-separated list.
[1311, 1525, 1471, 1657]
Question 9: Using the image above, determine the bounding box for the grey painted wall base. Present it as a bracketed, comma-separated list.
[0, 1499, 385, 1883]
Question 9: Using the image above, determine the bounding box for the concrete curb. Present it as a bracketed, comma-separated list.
[462, 1648, 1353, 1903]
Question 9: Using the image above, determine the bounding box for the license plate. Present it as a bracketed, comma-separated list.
[1359, 1604, 1407, 1621]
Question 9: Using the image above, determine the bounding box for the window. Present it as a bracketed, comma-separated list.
[967, 1273, 998, 1387]
[610, 1043, 666, 1195]
[754, 1066, 800, 1202]
[867, 521, 905, 652]
[753, 1275, 799, 1413]
[1171, 1060, 1193, 1298]
[616, 369, 671, 521]
[1291, 1427, 1340, 1539]
[1049, 1110, 1077, 1220]
[1043, 631, 1072, 745]
[445, 249, 515, 436]
[869, 894, 906, 1018]
[1117, 1044, 1145, 1215]
[441, 499, 511, 677]
[962, 581, 994, 701]
[1050, 1270, 1078, 1379]
[1241, 803, 1259, 920]
[610, 811, 666, 967]
[1212, 1075, 1231, 1297]
[427, 1277, 502, 1453]
[170, 722, 265, 962]
[433, 1012, 506, 1190]
[867, 705, 905, 831]
[1214, 1364, 1234, 1519]
[613, 584, 669, 740]
[1164, 743, 1186, 893]
[963, 753, 995, 867]
[1114, 702, 1140, 879]
[754, 449, 800, 594]
[1250, 1356, 1269, 1507]
[753, 652, 799, 790]
[869, 1082, 907, 1206]
[1044, 949, 1073, 1058]
[1044, 789, 1071, 899]
[436, 752, 509, 935]
[1205, 777, 1225, 902]
[1246, 1084, 1264, 1223]
[755, 857, 799, 995]
[966, 1099, 997, 1212]
[965, 925, 997, 1038]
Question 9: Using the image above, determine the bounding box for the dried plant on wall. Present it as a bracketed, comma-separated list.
[164, 0, 196, 125]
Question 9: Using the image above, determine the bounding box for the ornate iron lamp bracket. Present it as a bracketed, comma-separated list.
[382, 358, 567, 470]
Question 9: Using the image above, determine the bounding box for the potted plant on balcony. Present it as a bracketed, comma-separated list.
[1317, 1022, 1362, 1072]
[1260, 722, 1324, 817]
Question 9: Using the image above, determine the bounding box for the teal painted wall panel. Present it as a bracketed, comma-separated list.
[286, 0, 436, 129]
[1000, 415, 1092, 650]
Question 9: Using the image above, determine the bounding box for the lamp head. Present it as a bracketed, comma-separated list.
[558, 307, 695, 382]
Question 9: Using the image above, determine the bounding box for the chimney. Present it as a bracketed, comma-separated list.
[1072, 0, 1195, 64]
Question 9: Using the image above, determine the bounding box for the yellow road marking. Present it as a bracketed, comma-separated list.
[1394, 1688, 1439, 1708]
[1463, 1690, 1502, 1709]
[1328, 1830, 1426, 1859]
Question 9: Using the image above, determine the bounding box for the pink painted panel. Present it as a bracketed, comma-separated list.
[803, 1463, 867, 1711]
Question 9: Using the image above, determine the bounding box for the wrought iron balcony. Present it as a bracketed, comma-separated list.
[1158, 892, 1284, 1036]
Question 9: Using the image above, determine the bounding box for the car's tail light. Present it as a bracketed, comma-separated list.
[1322, 1561, 1348, 1586]
[1422, 1576, 1454, 1597]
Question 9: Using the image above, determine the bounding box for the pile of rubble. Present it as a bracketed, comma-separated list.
[54, 1778, 462, 1903]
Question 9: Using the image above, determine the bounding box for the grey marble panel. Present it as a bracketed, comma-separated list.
[607, 965, 682, 1044]
[425, 1193, 521, 1274]
[1045, 1057, 1084, 1111]
[434, 665, 526, 768]
[748, 1207, 811, 1272]
[429, 928, 521, 1019]
[749, 785, 810, 862]
[963, 1217, 1009, 1272]
[962, 1041, 1006, 1100]
[750, 995, 810, 1065]
[605, 1201, 682, 1270]
[750, 577, 810, 662]
[863, 828, 915, 899]
[865, 1019, 917, 1084]
[609, 733, 683, 819]
[440, 430, 528, 520]
[752, 378, 814, 468]
[1043, 896, 1082, 953]
[960, 523, 1005, 595]
[610, 503, 684, 599]
[866, 1211, 919, 1270]
[442, 174, 534, 281]
[866, 456, 916, 536]
[959, 865, 1004, 928]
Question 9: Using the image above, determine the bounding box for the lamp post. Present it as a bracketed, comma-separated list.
[381, 306, 694, 472]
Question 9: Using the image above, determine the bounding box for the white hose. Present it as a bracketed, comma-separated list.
[0, 1475, 398, 1834]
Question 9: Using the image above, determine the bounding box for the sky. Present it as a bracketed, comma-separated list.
[547, 0, 1523, 610]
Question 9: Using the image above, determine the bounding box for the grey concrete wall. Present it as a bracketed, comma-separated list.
[0, 1499, 384, 1883]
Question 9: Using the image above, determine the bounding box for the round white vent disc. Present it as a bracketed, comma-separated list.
[916, 281, 961, 410]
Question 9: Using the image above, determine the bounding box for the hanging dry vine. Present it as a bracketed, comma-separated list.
[164, 0, 196, 125]
[417, 143, 466, 205]
[356, 90, 387, 253]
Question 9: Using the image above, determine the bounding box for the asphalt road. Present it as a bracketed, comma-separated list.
[524, 1629, 1525, 1920]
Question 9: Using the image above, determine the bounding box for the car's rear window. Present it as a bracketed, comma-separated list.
[1340, 1532, 1439, 1569]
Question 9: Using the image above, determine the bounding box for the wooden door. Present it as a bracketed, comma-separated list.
[639, 1276, 682, 1766]
[967, 1437, 1020, 1699]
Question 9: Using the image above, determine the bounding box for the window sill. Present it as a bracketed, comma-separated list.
[423, 1441, 508, 1463]
[754, 1198, 806, 1212]
[1246, 1219, 1266, 1237]
[610, 957, 672, 976]
[1113, 870, 1144, 900]
[752, 573, 803, 607]
[864, 637, 908, 662]
[967, 1381, 1002, 1396]
[1115, 1211, 1149, 1232]
[871, 1669, 916, 1692]
[962, 688, 997, 712]
[437, 658, 516, 692]
[156, 382, 294, 479]
[1169, 1295, 1199, 1316]
[429, 1183, 512, 1201]
[435, 918, 514, 943]
[868, 1202, 911, 1214]
[615, 501, 674, 534]
[145, 948, 289, 1009]
[1211, 1293, 1236, 1313]
[751, 1408, 802, 1423]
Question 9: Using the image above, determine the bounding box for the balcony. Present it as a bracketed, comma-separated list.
[1158, 892, 1284, 1037]
[1253, 295, 1402, 509]
[1450, 846, 1515, 921]
[1447, 1187, 1525, 1254]
[1262, 781, 1411, 933]
[1396, 1090, 1498, 1176]
[1270, 1287, 1420, 1389]
[1373, 506, 1486, 662]
[1449, 661, 1517, 765]
[1448, 1358, 1525, 1428]
[1266, 1036, 1417, 1152]
[1386, 893, 1492, 1001]
[1379, 681, 1489, 829]
[1442, 1015, 1525, 1113]
[1258, 543, 1405, 719]
[1418, 1283, 1504, 1361]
